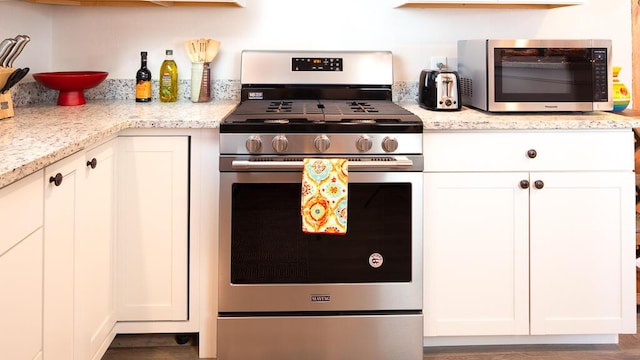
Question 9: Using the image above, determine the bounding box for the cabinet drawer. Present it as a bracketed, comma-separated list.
[424, 130, 633, 172]
[0, 171, 43, 255]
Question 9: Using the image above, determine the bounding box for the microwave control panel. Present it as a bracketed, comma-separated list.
[592, 48, 609, 102]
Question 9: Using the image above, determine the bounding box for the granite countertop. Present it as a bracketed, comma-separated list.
[403, 103, 640, 130]
[2, 99, 640, 189]
[0, 100, 237, 189]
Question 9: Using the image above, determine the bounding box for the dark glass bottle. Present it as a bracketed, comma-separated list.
[135, 51, 152, 102]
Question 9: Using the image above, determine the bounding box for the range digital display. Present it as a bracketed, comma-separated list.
[292, 57, 343, 71]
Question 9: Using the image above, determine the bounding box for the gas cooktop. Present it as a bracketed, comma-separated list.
[222, 100, 423, 133]
[220, 50, 423, 134]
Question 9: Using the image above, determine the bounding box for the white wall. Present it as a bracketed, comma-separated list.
[0, 0, 633, 87]
[0, 1, 52, 73]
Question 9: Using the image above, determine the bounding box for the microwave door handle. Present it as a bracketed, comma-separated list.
[231, 156, 414, 170]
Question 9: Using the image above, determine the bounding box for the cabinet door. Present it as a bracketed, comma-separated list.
[76, 139, 117, 360]
[44, 153, 84, 360]
[117, 136, 189, 321]
[529, 171, 636, 335]
[423, 172, 530, 336]
[0, 171, 44, 360]
[0, 229, 43, 360]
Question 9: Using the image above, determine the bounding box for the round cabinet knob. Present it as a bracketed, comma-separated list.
[245, 135, 262, 153]
[314, 134, 331, 153]
[382, 136, 398, 153]
[534, 180, 544, 189]
[527, 149, 537, 159]
[519, 180, 530, 189]
[49, 173, 63, 187]
[272, 135, 289, 153]
[356, 135, 373, 152]
[86, 158, 98, 169]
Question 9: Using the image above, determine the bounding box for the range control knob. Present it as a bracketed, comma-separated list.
[245, 135, 262, 153]
[382, 136, 398, 153]
[356, 135, 373, 152]
[272, 135, 289, 153]
[314, 134, 331, 153]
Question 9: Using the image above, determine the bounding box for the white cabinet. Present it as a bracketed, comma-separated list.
[1, 131, 202, 356]
[116, 136, 189, 321]
[423, 171, 530, 336]
[43, 138, 117, 360]
[529, 171, 635, 335]
[76, 140, 118, 360]
[44, 151, 83, 360]
[0, 171, 44, 360]
[423, 130, 636, 339]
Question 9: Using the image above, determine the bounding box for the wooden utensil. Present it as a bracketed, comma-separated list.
[205, 39, 220, 62]
[184, 40, 199, 63]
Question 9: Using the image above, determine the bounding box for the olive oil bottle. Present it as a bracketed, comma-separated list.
[159, 49, 178, 102]
[135, 51, 152, 102]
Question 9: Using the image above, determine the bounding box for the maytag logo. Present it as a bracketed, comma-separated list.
[544, 105, 559, 109]
[248, 91, 264, 100]
[311, 294, 331, 302]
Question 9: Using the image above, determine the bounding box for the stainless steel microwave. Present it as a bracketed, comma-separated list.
[457, 39, 612, 112]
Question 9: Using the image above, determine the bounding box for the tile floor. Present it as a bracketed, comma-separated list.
[102, 314, 640, 360]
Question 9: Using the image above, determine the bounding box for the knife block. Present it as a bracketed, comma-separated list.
[0, 92, 14, 120]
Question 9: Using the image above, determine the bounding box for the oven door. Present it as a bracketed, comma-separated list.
[218, 169, 422, 313]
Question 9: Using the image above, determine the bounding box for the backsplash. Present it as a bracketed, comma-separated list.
[11, 79, 419, 106]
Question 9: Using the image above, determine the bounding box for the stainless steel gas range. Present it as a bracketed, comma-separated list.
[217, 50, 423, 360]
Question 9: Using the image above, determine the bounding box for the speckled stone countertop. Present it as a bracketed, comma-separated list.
[2, 99, 640, 189]
[0, 100, 237, 189]
[402, 103, 640, 130]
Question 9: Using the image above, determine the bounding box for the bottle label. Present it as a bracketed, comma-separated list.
[161, 74, 172, 87]
[136, 80, 151, 99]
[160, 73, 177, 102]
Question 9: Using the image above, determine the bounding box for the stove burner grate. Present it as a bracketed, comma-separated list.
[348, 101, 379, 113]
[266, 101, 293, 113]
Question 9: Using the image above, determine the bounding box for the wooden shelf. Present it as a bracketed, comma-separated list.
[24, 0, 245, 6]
[393, 1, 584, 9]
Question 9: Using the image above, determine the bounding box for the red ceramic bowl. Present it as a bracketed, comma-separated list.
[33, 71, 108, 106]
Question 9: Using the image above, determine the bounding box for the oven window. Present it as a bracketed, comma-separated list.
[230, 183, 412, 284]
[494, 47, 594, 102]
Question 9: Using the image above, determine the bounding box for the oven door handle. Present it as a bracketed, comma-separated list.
[231, 156, 414, 170]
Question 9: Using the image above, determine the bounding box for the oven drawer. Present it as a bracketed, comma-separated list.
[423, 129, 633, 172]
[218, 313, 423, 360]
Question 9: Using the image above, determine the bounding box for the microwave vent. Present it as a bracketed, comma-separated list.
[460, 77, 472, 98]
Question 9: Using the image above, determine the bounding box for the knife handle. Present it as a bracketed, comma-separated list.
[6, 35, 30, 68]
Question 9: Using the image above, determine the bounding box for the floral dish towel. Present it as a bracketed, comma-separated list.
[301, 158, 348, 234]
